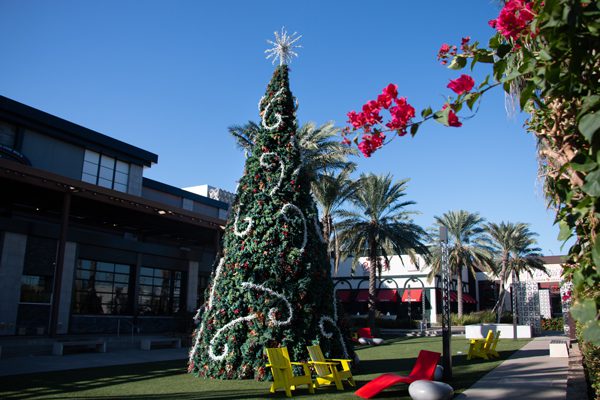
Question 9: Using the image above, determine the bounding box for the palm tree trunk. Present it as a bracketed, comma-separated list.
[493, 254, 509, 322]
[368, 236, 377, 333]
[457, 267, 464, 317]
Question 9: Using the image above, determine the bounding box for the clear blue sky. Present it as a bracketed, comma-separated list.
[0, 0, 568, 255]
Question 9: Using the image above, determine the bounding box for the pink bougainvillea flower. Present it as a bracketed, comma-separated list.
[382, 83, 398, 99]
[489, 0, 535, 40]
[347, 110, 365, 129]
[358, 132, 386, 158]
[386, 97, 415, 135]
[439, 43, 451, 54]
[447, 74, 475, 95]
[447, 109, 462, 127]
[442, 104, 462, 127]
[341, 136, 351, 146]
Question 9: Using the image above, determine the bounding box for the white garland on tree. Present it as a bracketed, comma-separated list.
[259, 152, 286, 196]
[233, 205, 253, 237]
[189, 257, 225, 364]
[242, 281, 293, 326]
[208, 314, 258, 361]
[261, 88, 285, 131]
[318, 298, 349, 359]
[279, 203, 307, 252]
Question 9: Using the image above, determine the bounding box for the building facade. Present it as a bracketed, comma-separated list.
[0, 96, 227, 336]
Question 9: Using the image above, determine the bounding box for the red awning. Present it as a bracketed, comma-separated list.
[335, 290, 352, 303]
[462, 293, 477, 304]
[401, 289, 423, 302]
[449, 291, 457, 302]
[355, 289, 369, 302]
[377, 289, 398, 302]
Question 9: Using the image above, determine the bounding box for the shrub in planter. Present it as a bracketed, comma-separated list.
[577, 323, 600, 399]
[541, 317, 564, 331]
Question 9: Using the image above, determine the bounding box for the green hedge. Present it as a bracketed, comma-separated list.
[577, 323, 600, 399]
[541, 317, 564, 331]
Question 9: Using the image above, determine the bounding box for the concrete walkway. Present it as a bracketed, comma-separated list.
[455, 335, 569, 400]
[0, 347, 188, 377]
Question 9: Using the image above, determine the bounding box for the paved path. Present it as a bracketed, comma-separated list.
[0, 347, 188, 377]
[455, 335, 569, 400]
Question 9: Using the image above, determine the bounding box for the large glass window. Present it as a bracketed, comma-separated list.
[138, 267, 182, 316]
[0, 121, 16, 148]
[81, 149, 129, 193]
[72, 259, 131, 315]
[20, 275, 52, 303]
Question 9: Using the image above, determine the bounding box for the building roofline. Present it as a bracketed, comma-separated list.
[143, 178, 229, 210]
[0, 95, 158, 167]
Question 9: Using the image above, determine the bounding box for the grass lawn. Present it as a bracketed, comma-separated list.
[0, 336, 529, 399]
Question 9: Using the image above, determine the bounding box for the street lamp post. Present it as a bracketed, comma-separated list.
[440, 226, 452, 379]
[512, 269, 518, 341]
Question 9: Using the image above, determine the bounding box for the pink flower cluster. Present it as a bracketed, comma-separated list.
[346, 83, 415, 157]
[357, 132, 386, 158]
[489, 0, 535, 41]
[447, 74, 475, 95]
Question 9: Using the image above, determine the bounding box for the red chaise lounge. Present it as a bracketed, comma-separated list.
[355, 349, 441, 399]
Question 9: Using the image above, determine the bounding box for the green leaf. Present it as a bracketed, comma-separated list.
[592, 238, 600, 267]
[519, 83, 536, 109]
[448, 56, 467, 70]
[478, 75, 490, 90]
[579, 111, 600, 142]
[410, 123, 420, 137]
[569, 154, 597, 172]
[434, 108, 450, 126]
[496, 44, 512, 59]
[582, 321, 600, 344]
[421, 107, 433, 118]
[558, 220, 573, 241]
[570, 299, 597, 322]
[466, 93, 481, 111]
[582, 168, 600, 196]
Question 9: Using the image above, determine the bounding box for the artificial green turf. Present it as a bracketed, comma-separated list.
[0, 336, 529, 399]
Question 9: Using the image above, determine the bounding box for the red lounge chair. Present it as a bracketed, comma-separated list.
[356, 328, 384, 345]
[354, 350, 441, 399]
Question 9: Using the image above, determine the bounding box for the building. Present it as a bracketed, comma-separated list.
[333, 255, 565, 327]
[0, 95, 228, 336]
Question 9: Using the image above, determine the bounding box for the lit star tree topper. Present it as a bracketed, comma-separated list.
[265, 27, 302, 66]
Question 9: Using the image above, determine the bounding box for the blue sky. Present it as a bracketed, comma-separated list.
[0, 0, 568, 255]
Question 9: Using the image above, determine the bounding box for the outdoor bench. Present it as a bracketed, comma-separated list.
[140, 337, 181, 350]
[549, 339, 569, 357]
[52, 339, 107, 356]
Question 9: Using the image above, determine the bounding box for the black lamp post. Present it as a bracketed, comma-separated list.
[440, 226, 452, 379]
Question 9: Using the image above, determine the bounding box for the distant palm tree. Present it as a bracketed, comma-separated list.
[311, 165, 358, 274]
[336, 173, 429, 331]
[228, 121, 357, 181]
[428, 210, 494, 317]
[486, 222, 546, 321]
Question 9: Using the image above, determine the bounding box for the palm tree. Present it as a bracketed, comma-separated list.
[228, 121, 357, 181]
[336, 173, 429, 331]
[427, 210, 494, 317]
[311, 165, 358, 274]
[486, 222, 546, 322]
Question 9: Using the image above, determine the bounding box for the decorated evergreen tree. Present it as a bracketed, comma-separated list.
[188, 30, 349, 380]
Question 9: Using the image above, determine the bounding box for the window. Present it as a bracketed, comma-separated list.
[138, 267, 182, 315]
[72, 259, 131, 315]
[0, 121, 16, 148]
[20, 275, 52, 303]
[82, 150, 129, 193]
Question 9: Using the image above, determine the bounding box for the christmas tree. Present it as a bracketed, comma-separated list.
[188, 29, 349, 380]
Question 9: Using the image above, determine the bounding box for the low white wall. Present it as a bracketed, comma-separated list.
[465, 323, 532, 339]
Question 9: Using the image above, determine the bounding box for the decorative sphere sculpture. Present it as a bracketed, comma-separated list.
[408, 380, 454, 400]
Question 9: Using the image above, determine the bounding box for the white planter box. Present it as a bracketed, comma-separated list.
[465, 323, 532, 339]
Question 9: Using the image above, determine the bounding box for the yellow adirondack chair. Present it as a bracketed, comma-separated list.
[307, 345, 355, 390]
[266, 347, 315, 398]
[488, 331, 501, 358]
[467, 330, 494, 360]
